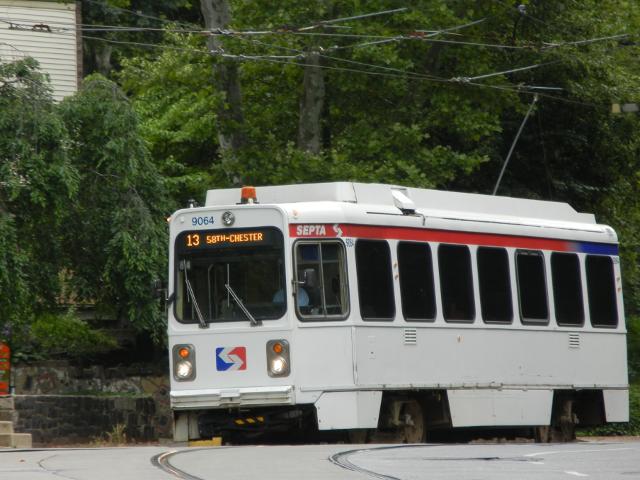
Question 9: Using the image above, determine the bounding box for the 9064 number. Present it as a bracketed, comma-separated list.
[192, 216, 215, 227]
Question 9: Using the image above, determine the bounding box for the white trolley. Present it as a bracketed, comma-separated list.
[168, 182, 629, 442]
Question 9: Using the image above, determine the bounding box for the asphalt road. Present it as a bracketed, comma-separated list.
[1, 440, 639, 480]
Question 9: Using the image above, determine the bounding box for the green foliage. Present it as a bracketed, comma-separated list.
[628, 317, 640, 382]
[0, 215, 29, 338]
[3, 2, 640, 370]
[119, 31, 222, 204]
[81, 0, 197, 75]
[13, 311, 117, 361]
[0, 58, 78, 338]
[119, 1, 517, 203]
[113, 1, 640, 371]
[1, 61, 168, 350]
[57, 75, 169, 341]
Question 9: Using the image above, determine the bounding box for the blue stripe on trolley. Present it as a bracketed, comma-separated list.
[575, 242, 619, 256]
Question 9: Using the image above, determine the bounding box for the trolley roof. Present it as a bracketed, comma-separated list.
[206, 182, 595, 223]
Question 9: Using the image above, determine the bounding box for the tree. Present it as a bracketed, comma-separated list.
[0, 58, 78, 340]
[298, 50, 324, 154]
[200, 0, 247, 161]
[448, 1, 640, 318]
[81, 0, 196, 76]
[117, 1, 640, 317]
[119, 31, 224, 204]
[120, 1, 511, 200]
[57, 75, 169, 340]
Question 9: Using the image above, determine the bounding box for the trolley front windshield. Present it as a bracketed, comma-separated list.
[174, 227, 286, 324]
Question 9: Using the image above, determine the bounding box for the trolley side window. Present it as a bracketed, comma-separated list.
[294, 241, 349, 321]
[551, 252, 584, 326]
[477, 247, 513, 324]
[438, 244, 475, 322]
[516, 250, 549, 324]
[586, 255, 618, 328]
[356, 240, 395, 321]
[398, 242, 436, 321]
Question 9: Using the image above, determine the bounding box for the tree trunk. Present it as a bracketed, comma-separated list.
[200, 0, 246, 161]
[298, 50, 325, 155]
[93, 44, 113, 77]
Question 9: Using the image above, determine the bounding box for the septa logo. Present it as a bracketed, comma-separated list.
[216, 346, 247, 371]
[295, 224, 327, 236]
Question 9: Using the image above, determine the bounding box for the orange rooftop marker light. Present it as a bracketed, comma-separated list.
[240, 186, 258, 204]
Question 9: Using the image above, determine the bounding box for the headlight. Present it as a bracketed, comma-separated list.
[176, 360, 193, 379]
[266, 340, 290, 377]
[270, 357, 287, 375]
[172, 344, 196, 381]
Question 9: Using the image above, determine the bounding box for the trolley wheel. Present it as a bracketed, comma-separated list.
[369, 398, 426, 444]
[535, 395, 576, 443]
[401, 399, 426, 443]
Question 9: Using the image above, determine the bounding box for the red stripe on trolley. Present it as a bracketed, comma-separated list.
[289, 223, 572, 251]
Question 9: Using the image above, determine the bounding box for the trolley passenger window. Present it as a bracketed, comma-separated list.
[398, 242, 436, 321]
[516, 250, 549, 324]
[477, 247, 512, 323]
[294, 241, 349, 320]
[586, 255, 618, 327]
[438, 244, 475, 322]
[551, 253, 584, 326]
[356, 240, 395, 320]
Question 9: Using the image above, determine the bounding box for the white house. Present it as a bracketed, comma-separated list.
[0, 0, 81, 100]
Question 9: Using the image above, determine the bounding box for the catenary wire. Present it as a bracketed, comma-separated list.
[0, 15, 633, 53]
[0, 16, 602, 105]
[76, 33, 598, 108]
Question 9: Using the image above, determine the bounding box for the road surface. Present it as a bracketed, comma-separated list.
[1, 440, 639, 479]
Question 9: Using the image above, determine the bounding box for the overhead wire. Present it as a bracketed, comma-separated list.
[232, 29, 565, 92]
[1, 17, 579, 106]
[297, 7, 409, 31]
[492, 94, 539, 195]
[455, 60, 563, 83]
[76, 32, 583, 107]
[233, 35, 449, 82]
[543, 33, 631, 49]
[0, 5, 625, 109]
[0, 14, 632, 53]
[0, 41, 28, 56]
[328, 17, 490, 52]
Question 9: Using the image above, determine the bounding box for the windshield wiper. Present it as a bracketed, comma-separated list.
[181, 260, 208, 329]
[225, 283, 261, 327]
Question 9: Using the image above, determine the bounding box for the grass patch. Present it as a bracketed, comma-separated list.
[91, 423, 128, 446]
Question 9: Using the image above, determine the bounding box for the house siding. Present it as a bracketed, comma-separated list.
[0, 1, 79, 100]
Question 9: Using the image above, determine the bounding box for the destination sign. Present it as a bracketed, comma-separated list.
[177, 228, 280, 252]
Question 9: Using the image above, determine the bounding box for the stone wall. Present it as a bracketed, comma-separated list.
[14, 395, 157, 445]
[11, 361, 172, 445]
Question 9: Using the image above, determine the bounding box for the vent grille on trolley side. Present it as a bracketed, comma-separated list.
[404, 328, 417, 346]
[568, 333, 581, 349]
